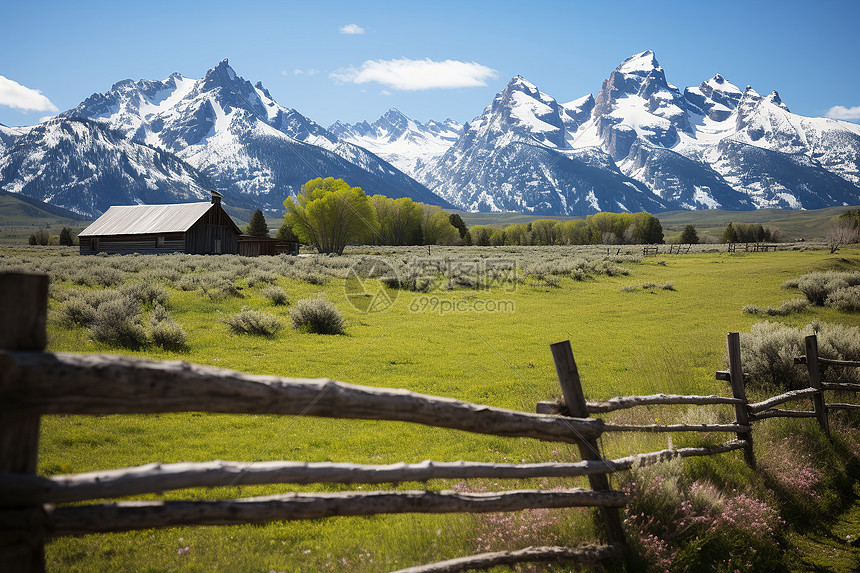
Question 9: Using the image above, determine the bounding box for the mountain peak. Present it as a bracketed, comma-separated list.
[508, 75, 538, 90]
[617, 50, 661, 74]
[764, 90, 790, 112]
[203, 59, 238, 86]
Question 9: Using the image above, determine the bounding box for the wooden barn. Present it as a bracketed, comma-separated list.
[78, 192, 242, 255]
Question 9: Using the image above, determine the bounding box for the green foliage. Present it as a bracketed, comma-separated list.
[371, 195, 424, 245]
[29, 228, 53, 246]
[468, 224, 492, 246]
[59, 227, 74, 246]
[679, 224, 699, 244]
[289, 297, 345, 334]
[246, 209, 269, 237]
[276, 221, 300, 242]
[722, 222, 739, 243]
[731, 222, 783, 243]
[224, 308, 284, 336]
[422, 205, 460, 245]
[283, 177, 379, 255]
[448, 213, 468, 239]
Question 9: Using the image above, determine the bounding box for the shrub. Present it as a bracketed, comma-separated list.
[149, 319, 188, 350]
[792, 271, 860, 305]
[225, 308, 284, 336]
[202, 278, 244, 300]
[89, 297, 147, 348]
[60, 297, 96, 326]
[123, 283, 170, 307]
[247, 270, 279, 287]
[260, 285, 289, 305]
[737, 321, 860, 390]
[73, 266, 127, 288]
[743, 299, 809, 316]
[289, 298, 345, 335]
[825, 285, 860, 312]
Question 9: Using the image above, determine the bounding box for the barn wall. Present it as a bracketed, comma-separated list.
[80, 233, 185, 255]
[185, 222, 239, 254]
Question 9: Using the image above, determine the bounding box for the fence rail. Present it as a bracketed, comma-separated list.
[0, 271, 857, 573]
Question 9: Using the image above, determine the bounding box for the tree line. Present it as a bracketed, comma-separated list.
[278, 177, 463, 255]
[466, 212, 664, 246]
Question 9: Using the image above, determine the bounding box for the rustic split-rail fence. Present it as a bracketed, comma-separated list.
[0, 271, 857, 572]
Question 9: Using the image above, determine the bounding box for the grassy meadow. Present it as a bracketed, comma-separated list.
[1, 243, 858, 571]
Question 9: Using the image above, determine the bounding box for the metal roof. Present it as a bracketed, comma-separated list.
[78, 202, 215, 237]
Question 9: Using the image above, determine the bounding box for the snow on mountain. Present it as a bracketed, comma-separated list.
[60, 59, 451, 212]
[422, 75, 666, 214]
[421, 49, 860, 214]
[0, 124, 26, 153]
[328, 108, 461, 180]
[0, 118, 211, 217]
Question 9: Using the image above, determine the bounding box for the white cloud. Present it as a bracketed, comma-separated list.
[306, 69, 320, 76]
[380, 90, 392, 96]
[331, 58, 497, 91]
[826, 105, 860, 121]
[339, 24, 365, 35]
[0, 75, 59, 112]
[293, 69, 304, 75]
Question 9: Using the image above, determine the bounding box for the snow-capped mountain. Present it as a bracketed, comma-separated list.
[0, 124, 26, 152]
[419, 50, 860, 214]
[421, 76, 668, 214]
[51, 59, 450, 213]
[0, 118, 211, 216]
[328, 109, 462, 180]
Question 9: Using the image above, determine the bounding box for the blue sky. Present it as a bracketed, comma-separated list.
[1, 0, 859, 128]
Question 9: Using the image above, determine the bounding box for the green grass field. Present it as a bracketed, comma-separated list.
[2, 244, 858, 571]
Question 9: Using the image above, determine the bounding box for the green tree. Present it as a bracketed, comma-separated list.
[630, 213, 664, 244]
[283, 177, 379, 255]
[247, 209, 269, 237]
[372, 195, 423, 245]
[59, 227, 74, 246]
[489, 227, 506, 246]
[504, 223, 530, 246]
[468, 225, 492, 246]
[680, 224, 699, 244]
[422, 205, 459, 245]
[448, 213, 468, 240]
[530, 219, 560, 245]
[276, 221, 300, 242]
[722, 223, 739, 243]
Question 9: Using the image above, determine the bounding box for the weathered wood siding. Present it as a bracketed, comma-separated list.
[184, 202, 240, 254]
[79, 233, 185, 255]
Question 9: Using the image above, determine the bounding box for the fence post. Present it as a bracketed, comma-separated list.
[550, 341, 625, 545]
[726, 332, 755, 469]
[804, 335, 830, 437]
[0, 272, 49, 572]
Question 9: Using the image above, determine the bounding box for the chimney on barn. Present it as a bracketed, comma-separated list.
[211, 190, 222, 204]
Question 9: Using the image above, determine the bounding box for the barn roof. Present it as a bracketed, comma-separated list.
[79, 202, 224, 237]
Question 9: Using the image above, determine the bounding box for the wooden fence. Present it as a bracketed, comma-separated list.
[0, 272, 857, 572]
